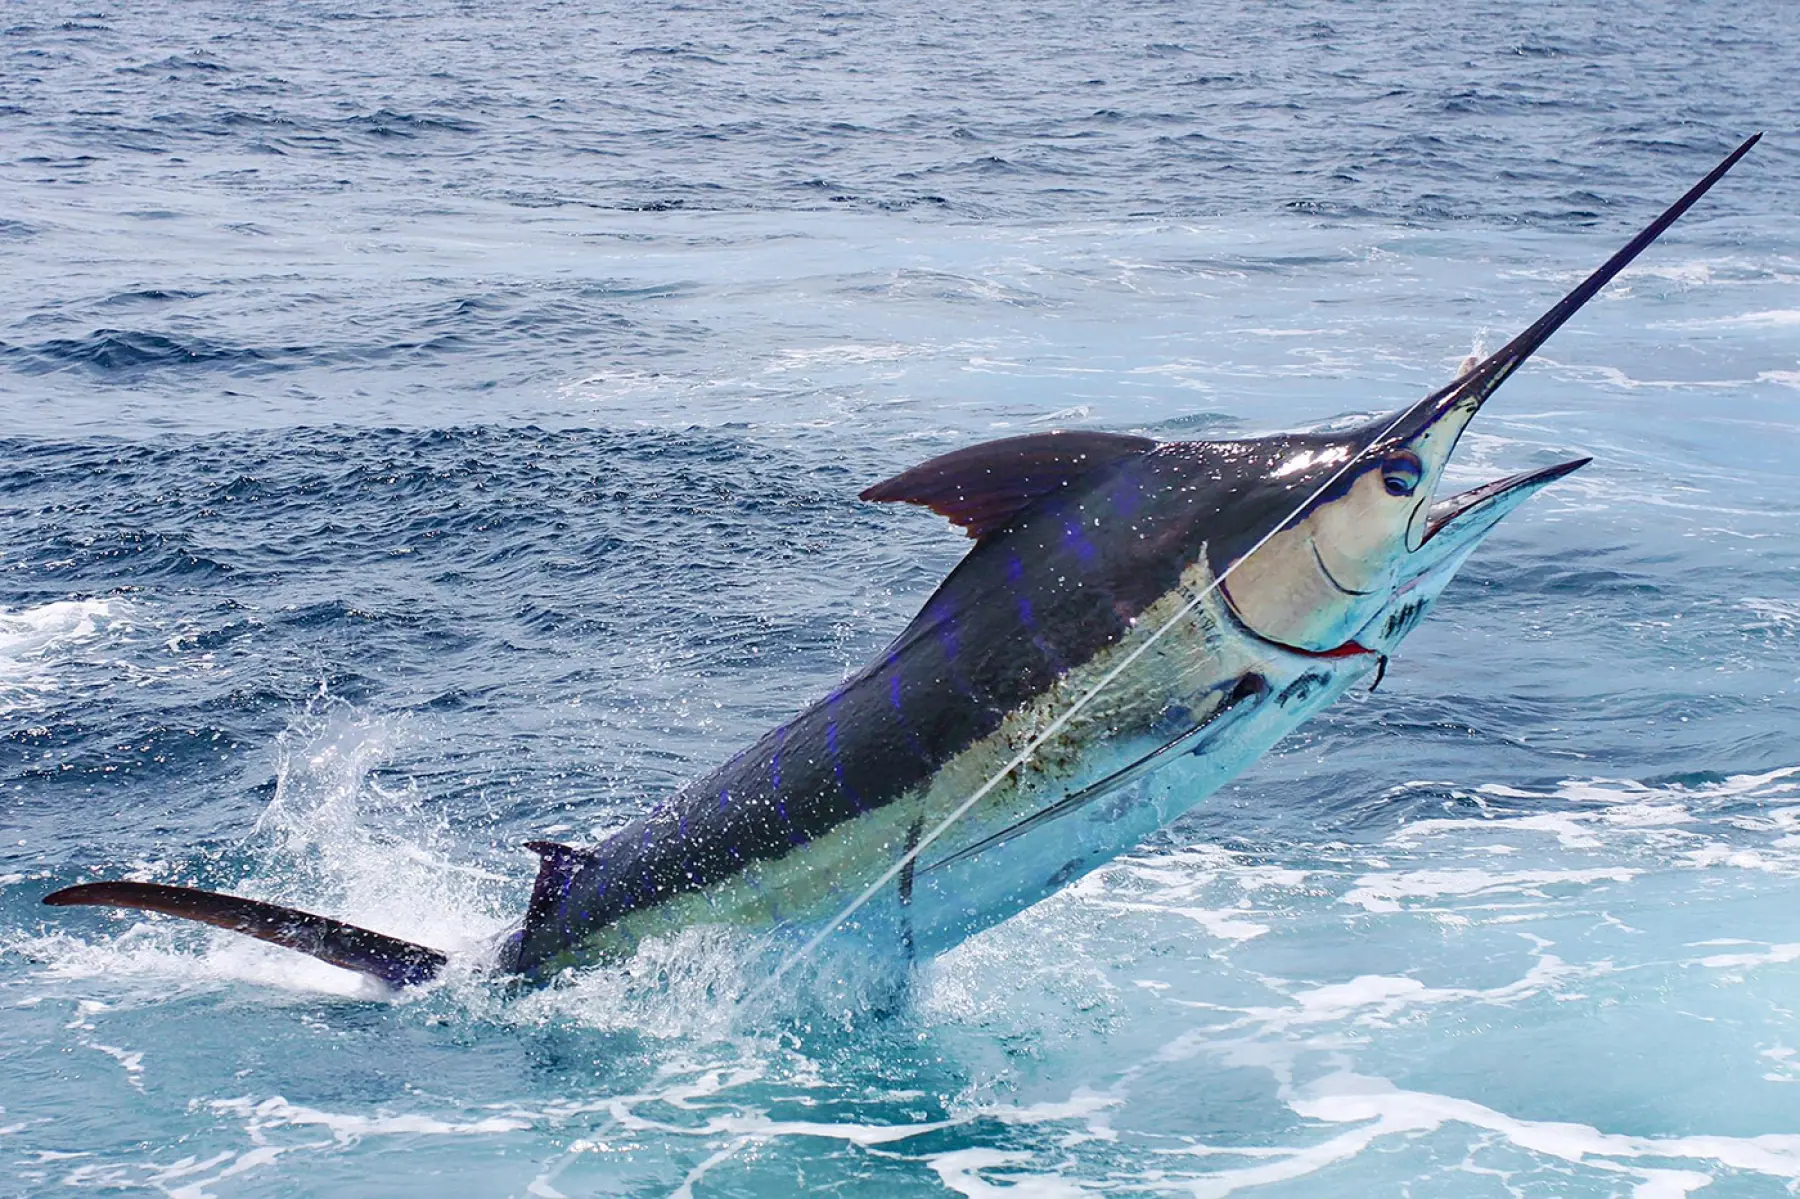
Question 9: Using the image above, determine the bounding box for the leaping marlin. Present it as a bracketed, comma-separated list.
[44, 137, 1759, 992]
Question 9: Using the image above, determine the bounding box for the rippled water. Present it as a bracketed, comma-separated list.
[3, 1, 1799, 1195]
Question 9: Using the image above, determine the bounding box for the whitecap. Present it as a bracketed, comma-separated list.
[0, 598, 129, 715]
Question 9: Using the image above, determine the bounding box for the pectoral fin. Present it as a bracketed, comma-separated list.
[922, 674, 1268, 875]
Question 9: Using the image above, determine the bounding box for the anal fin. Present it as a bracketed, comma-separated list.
[523, 840, 589, 931]
[43, 881, 447, 989]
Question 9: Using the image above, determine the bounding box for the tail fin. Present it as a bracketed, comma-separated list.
[43, 881, 447, 989]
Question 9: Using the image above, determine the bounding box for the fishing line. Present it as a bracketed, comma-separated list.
[747, 386, 1455, 1000]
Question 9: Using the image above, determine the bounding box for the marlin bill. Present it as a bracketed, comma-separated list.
[43, 135, 1761, 993]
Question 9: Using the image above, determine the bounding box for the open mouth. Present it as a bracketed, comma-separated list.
[1422, 457, 1591, 545]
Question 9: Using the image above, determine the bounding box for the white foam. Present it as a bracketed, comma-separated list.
[1760, 1044, 1800, 1084]
[765, 342, 914, 372]
[0, 598, 120, 659]
[639, 1109, 950, 1146]
[1673, 308, 1800, 329]
[87, 1042, 145, 1086]
[1683, 844, 1792, 874]
[1291, 1073, 1800, 1185]
[1695, 942, 1800, 971]
[205, 1095, 531, 1141]
[78, 1095, 534, 1197]
[1342, 867, 1640, 913]
[1384, 768, 1800, 866]
[928, 1148, 1091, 1198]
[979, 1090, 1120, 1134]
[1226, 951, 1582, 1039]
[1615, 260, 1717, 288]
[557, 366, 669, 403]
[0, 598, 129, 715]
[1166, 907, 1270, 941]
[1742, 597, 1800, 627]
[1142, 1070, 1800, 1197]
[1027, 404, 1095, 425]
[1534, 359, 1752, 392]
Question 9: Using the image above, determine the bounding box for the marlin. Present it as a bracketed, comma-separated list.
[44, 137, 1758, 992]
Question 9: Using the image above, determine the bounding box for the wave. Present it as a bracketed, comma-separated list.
[0, 329, 289, 376]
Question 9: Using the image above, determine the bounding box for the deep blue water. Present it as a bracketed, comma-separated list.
[3, 1, 1800, 1195]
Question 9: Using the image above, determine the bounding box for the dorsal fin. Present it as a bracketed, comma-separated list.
[860, 430, 1157, 539]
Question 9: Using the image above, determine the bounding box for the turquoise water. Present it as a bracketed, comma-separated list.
[3, 1, 1799, 1194]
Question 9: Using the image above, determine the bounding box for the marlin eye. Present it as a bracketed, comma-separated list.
[1379, 451, 1423, 497]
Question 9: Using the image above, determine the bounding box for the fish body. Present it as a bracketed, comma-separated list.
[42, 136, 1760, 993]
[501, 430, 1573, 979]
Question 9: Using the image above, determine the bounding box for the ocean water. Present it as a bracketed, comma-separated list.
[3, 0, 1799, 1194]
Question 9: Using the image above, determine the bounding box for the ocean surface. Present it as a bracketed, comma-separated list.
[3, 1, 1799, 1195]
